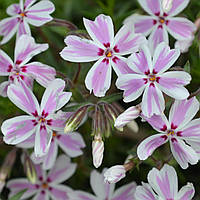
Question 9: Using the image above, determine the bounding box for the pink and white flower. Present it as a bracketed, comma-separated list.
[1, 79, 72, 157]
[135, 164, 195, 200]
[124, 0, 196, 53]
[70, 168, 136, 200]
[116, 42, 191, 117]
[0, 35, 56, 97]
[137, 97, 200, 169]
[0, 0, 55, 44]
[7, 154, 76, 200]
[18, 129, 85, 170]
[60, 14, 146, 97]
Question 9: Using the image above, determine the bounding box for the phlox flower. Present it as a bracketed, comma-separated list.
[116, 42, 191, 117]
[18, 128, 86, 170]
[137, 97, 200, 169]
[60, 14, 146, 97]
[7, 154, 76, 200]
[124, 0, 196, 53]
[70, 168, 136, 200]
[1, 79, 72, 157]
[0, 34, 56, 97]
[0, 0, 55, 44]
[135, 164, 195, 200]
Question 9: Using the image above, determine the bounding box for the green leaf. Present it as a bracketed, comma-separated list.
[98, 92, 123, 103]
[9, 189, 27, 200]
[184, 61, 190, 73]
[63, 102, 92, 112]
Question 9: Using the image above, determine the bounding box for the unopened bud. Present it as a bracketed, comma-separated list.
[103, 116, 111, 138]
[92, 106, 103, 136]
[64, 106, 89, 133]
[114, 105, 141, 130]
[162, 0, 173, 13]
[92, 134, 104, 168]
[0, 148, 17, 192]
[104, 165, 126, 184]
[175, 37, 194, 53]
[24, 152, 37, 184]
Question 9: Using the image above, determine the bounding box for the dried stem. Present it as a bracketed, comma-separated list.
[188, 87, 200, 99]
[73, 63, 82, 84]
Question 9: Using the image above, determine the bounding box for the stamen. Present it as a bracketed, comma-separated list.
[41, 183, 48, 189]
[167, 130, 175, 136]
[106, 51, 112, 57]
[39, 118, 45, 123]
[16, 72, 19, 75]
[159, 17, 165, 24]
[19, 13, 26, 17]
[52, 132, 57, 137]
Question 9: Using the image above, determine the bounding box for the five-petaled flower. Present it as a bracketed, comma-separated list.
[7, 155, 76, 200]
[60, 14, 146, 97]
[0, 0, 55, 44]
[135, 164, 195, 200]
[1, 79, 72, 157]
[0, 35, 56, 97]
[70, 168, 136, 200]
[124, 0, 196, 53]
[116, 42, 191, 117]
[137, 97, 200, 169]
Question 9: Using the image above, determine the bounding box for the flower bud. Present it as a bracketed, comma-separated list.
[0, 148, 17, 192]
[104, 165, 126, 184]
[64, 106, 89, 133]
[92, 134, 104, 168]
[103, 103, 118, 124]
[23, 152, 37, 184]
[162, 0, 173, 13]
[114, 105, 141, 130]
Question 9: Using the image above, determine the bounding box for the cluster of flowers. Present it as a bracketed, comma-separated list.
[0, 0, 199, 199]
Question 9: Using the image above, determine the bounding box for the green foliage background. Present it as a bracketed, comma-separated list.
[0, 0, 200, 199]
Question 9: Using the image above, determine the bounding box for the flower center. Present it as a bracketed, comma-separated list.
[167, 130, 175, 136]
[41, 182, 48, 189]
[52, 132, 57, 137]
[159, 17, 165, 24]
[149, 75, 156, 82]
[39, 118, 46, 123]
[19, 12, 26, 17]
[105, 50, 112, 57]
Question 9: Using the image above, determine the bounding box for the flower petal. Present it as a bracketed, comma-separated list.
[167, 0, 190, 16]
[137, 134, 168, 160]
[138, 0, 162, 15]
[116, 74, 146, 103]
[32, 191, 49, 200]
[7, 81, 39, 115]
[48, 184, 72, 200]
[6, 3, 20, 16]
[17, 20, 31, 39]
[40, 79, 69, 114]
[113, 23, 146, 55]
[114, 106, 141, 129]
[158, 71, 191, 99]
[147, 164, 178, 199]
[0, 81, 10, 97]
[152, 42, 180, 74]
[71, 191, 96, 200]
[170, 138, 198, 169]
[167, 17, 196, 40]
[141, 83, 165, 117]
[135, 182, 157, 200]
[56, 92, 72, 111]
[0, 17, 19, 45]
[7, 178, 37, 199]
[42, 138, 58, 170]
[83, 14, 114, 47]
[26, 0, 55, 26]
[112, 182, 136, 200]
[34, 126, 52, 157]
[144, 114, 169, 133]
[47, 155, 76, 184]
[25, 62, 56, 87]
[168, 97, 199, 130]
[14, 35, 48, 65]
[127, 45, 153, 74]
[111, 56, 136, 76]
[90, 170, 110, 199]
[148, 25, 169, 55]
[57, 132, 86, 157]
[60, 35, 100, 62]
[17, 133, 35, 148]
[85, 58, 112, 97]
[176, 183, 195, 200]
[0, 49, 14, 76]
[2, 115, 36, 145]
[24, 0, 37, 9]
